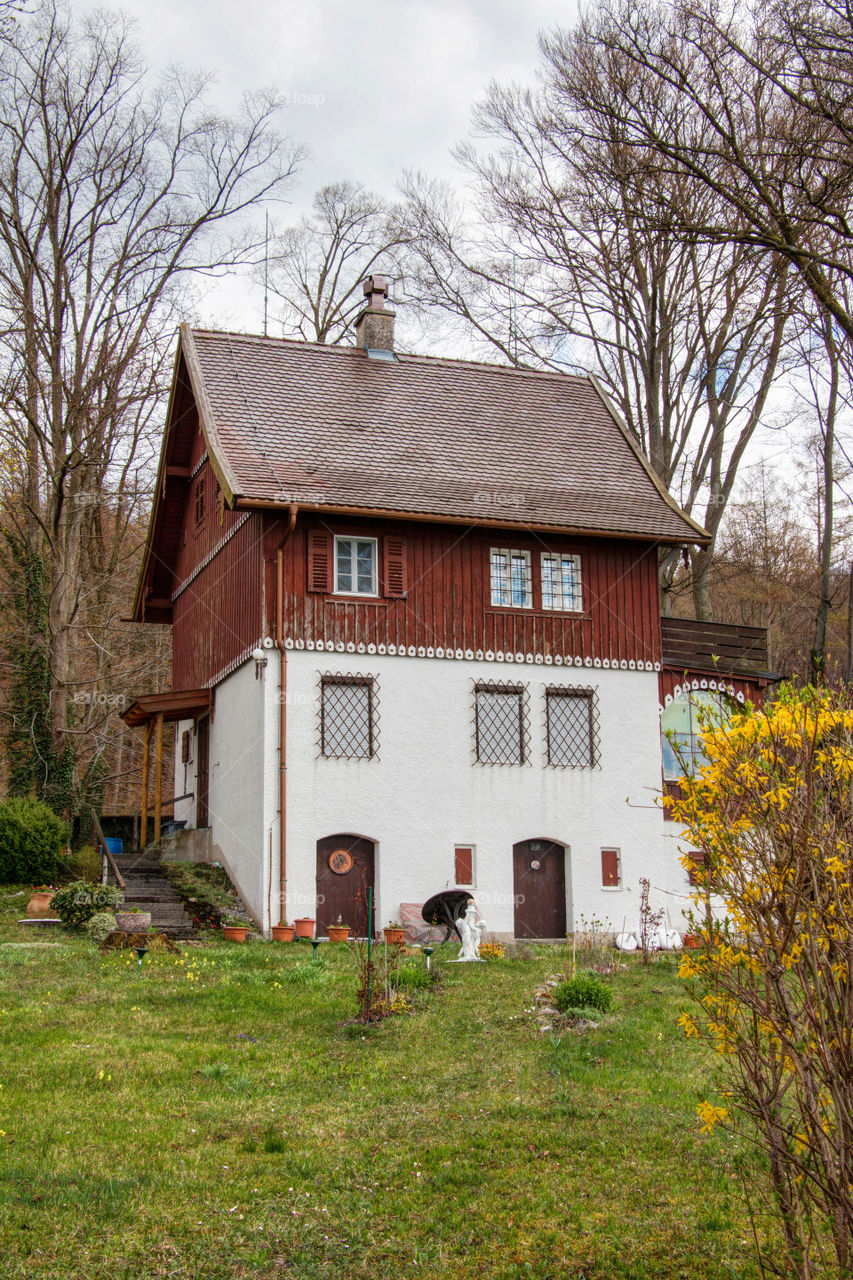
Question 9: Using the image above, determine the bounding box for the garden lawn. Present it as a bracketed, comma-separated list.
[0, 899, 776, 1279]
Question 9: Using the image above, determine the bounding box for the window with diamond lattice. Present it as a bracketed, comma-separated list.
[546, 687, 596, 767]
[321, 677, 374, 758]
[475, 684, 526, 764]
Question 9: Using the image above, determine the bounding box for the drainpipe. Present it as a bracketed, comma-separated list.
[273, 505, 298, 929]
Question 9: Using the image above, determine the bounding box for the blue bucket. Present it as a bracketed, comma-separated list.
[104, 836, 123, 857]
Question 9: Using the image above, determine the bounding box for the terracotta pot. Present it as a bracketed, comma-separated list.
[271, 924, 294, 942]
[327, 925, 351, 943]
[223, 925, 247, 942]
[682, 933, 701, 949]
[116, 911, 151, 933]
[26, 890, 55, 919]
[383, 927, 405, 947]
[293, 917, 315, 939]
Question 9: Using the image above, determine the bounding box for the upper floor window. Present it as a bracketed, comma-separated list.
[490, 548, 532, 608]
[334, 536, 378, 596]
[541, 552, 583, 612]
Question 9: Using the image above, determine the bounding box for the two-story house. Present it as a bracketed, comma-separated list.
[124, 277, 774, 938]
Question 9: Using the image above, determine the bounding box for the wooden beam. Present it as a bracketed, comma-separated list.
[154, 712, 164, 845]
[166, 465, 191, 479]
[141, 719, 153, 847]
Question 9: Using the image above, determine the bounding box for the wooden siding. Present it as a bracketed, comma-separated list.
[658, 668, 765, 706]
[172, 515, 264, 690]
[661, 617, 769, 676]
[274, 517, 663, 664]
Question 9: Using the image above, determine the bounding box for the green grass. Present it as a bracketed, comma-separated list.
[0, 889, 775, 1279]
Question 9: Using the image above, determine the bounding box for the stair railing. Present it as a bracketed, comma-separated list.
[92, 813, 125, 891]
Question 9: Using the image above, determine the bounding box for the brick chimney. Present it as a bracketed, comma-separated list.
[354, 275, 395, 352]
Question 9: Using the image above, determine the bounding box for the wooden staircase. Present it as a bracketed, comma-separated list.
[107, 849, 198, 941]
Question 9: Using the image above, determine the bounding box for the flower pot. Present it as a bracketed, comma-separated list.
[116, 911, 151, 932]
[271, 924, 294, 942]
[26, 890, 55, 919]
[682, 933, 701, 949]
[327, 924, 351, 943]
[223, 925, 247, 943]
[383, 927, 405, 947]
[293, 917, 315, 939]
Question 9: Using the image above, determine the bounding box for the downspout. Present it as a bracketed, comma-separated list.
[274, 504, 298, 928]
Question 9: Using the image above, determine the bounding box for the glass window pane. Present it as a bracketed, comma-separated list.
[356, 541, 375, 593]
[322, 681, 372, 757]
[491, 550, 509, 606]
[476, 689, 523, 763]
[542, 556, 556, 609]
[547, 692, 593, 766]
[336, 539, 353, 592]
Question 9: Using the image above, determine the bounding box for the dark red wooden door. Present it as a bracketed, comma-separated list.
[196, 717, 210, 828]
[513, 839, 567, 939]
[316, 834, 375, 937]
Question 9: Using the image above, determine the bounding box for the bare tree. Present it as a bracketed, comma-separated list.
[0, 0, 303, 812]
[264, 181, 408, 343]
[401, 26, 798, 617]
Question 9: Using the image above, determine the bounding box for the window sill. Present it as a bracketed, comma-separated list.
[325, 595, 386, 606]
[601, 885, 624, 892]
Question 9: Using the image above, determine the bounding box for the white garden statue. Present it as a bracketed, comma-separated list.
[456, 900, 486, 962]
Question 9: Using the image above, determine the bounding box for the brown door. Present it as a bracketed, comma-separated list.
[196, 716, 210, 828]
[513, 839, 567, 939]
[316, 834, 375, 937]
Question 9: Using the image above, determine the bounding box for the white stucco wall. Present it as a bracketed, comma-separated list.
[280, 650, 694, 938]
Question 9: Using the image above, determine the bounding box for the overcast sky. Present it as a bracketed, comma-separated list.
[113, 0, 577, 331]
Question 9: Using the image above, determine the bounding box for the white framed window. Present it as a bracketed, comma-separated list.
[334, 536, 378, 596]
[661, 690, 728, 780]
[490, 548, 532, 608]
[541, 552, 583, 612]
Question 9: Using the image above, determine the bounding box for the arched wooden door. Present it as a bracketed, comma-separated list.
[513, 839, 567, 939]
[316, 834, 375, 938]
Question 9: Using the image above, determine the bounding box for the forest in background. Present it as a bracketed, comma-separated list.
[2, 0, 852, 821]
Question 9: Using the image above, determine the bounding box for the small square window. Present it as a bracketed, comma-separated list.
[455, 845, 475, 886]
[320, 676, 375, 758]
[490, 548, 532, 608]
[601, 848, 621, 888]
[546, 687, 597, 767]
[541, 552, 583, 611]
[334, 536, 378, 596]
[475, 683, 527, 764]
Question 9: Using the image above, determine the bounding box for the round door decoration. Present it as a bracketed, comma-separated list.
[329, 848, 354, 875]
[530, 859, 541, 871]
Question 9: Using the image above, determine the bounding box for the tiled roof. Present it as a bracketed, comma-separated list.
[182, 327, 706, 543]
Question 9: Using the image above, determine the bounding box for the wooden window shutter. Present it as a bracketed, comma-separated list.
[687, 851, 706, 886]
[601, 848, 620, 887]
[455, 846, 473, 886]
[382, 536, 407, 598]
[307, 530, 332, 592]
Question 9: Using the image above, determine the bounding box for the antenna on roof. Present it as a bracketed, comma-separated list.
[263, 210, 270, 338]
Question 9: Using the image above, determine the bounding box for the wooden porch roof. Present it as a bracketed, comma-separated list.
[121, 688, 211, 727]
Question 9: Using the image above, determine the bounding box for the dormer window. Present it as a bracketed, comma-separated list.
[334, 536, 378, 596]
[490, 548, 532, 608]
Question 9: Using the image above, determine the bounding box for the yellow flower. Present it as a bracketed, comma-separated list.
[697, 1100, 729, 1134]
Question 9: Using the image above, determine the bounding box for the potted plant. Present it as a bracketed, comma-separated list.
[223, 916, 248, 942]
[327, 915, 351, 943]
[383, 920, 405, 946]
[26, 885, 57, 919]
[293, 917, 315, 939]
[116, 906, 152, 933]
[271, 921, 294, 942]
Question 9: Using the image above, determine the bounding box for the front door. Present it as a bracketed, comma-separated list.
[513, 839, 567, 939]
[316, 834, 375, 937]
